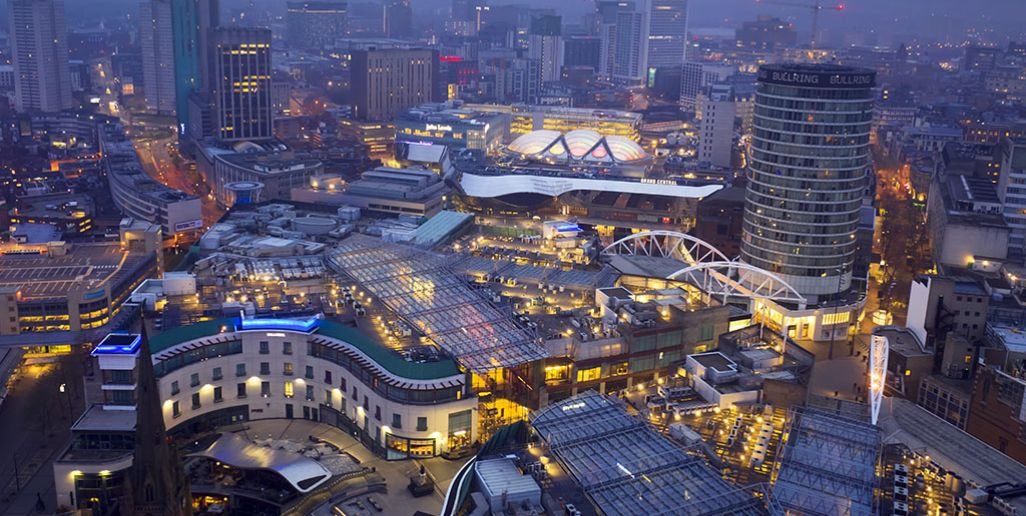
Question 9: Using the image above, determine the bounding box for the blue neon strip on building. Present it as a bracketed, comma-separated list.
[237, 316, 322, 334]
[91, 333, 143, 356]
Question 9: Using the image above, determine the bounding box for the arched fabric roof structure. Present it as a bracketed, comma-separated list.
[186, 433, 333, 493]
[507, 130, 648, 164]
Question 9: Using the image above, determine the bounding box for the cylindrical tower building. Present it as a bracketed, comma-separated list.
[741, 64, 876, 303]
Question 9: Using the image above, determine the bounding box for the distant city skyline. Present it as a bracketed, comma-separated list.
[40, 0, 1025, 47]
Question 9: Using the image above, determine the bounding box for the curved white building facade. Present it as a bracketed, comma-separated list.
[459, 172, 723, 199]
[152, 316, 477, 459]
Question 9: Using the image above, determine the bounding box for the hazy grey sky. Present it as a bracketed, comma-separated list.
[56, 0, 1026, 45]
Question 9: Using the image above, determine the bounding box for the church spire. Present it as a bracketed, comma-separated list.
[120, 319, 193, 516]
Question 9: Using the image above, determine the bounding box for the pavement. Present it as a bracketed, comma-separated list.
[0, 352, 86, 515]
[238, 419, 464, 516]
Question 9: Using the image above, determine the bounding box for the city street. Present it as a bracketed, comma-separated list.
[133, 135, 224, 228]
[871, 150, 933, 325]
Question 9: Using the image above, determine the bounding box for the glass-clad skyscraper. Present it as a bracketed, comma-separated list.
[171, 0, 219, 135]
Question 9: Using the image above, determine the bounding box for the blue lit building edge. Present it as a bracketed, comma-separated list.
[92, 333, 143, 356]
[236, 316, 322, 334]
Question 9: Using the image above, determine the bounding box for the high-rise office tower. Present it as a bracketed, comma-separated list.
[171, 0, 219, 135]
[210, 27, 273, 141]
[383, 0, 412, 38]
[141, 0, 177, 115]
[451, 0, 486, 35]
[286, 1, 346, 51]
[595, 0, 627, 80]
[646, 0, 687, 70]
[8, 0, 73, 112]
[735, 15, 797, 52]
[740, 64, 876, 302]
[563, 36, 601, 71]
[528, 14, 563, 82]
[350, 48, 438, 121]
[383, 0, 410, 37]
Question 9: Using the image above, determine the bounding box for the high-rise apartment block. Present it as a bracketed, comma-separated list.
[8, 0, 73, 112]
[528, 14, 563, 83]
[698, 84, 736, 168]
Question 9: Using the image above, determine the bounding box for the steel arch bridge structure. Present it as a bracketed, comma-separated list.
[666, 261, 808, 308]
[600, 231, 730, 266]
[600, 231, 807, 309]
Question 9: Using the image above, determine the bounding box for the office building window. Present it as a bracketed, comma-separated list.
[284, 381, 294, 398]
[172, 401, 180, 417]
[324, 371, 333, 384]
[260, 362, 270, 375]
[392, 413, 402, 429]
[171, 381, 180, 395]
[283, 363, 294, 376]
[283, 341, 292, 355]
[306, 385, 314, 401]
[191, 393, 201, 409]
[417, 417, 428, 431]
[213, 386, 223, 403]
[236, 363, 246, 377]
[259, 341, 269, 354]
[212, 367, 223, 381]
[237, 382, 247, 398]
[261, 381, 271, 397]
[305, 365, 314, 379]
[190, 373, 200, 387]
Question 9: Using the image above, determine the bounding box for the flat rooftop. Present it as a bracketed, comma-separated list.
[879, 397, 1026, 514]
[875, 326, 930, 357]
[72, 404, 137, 432]
[0, 243, 146, 300]
[691, 351, 737, 373]
[148, 317, 462, 381]
[988, 325, 1026, 354]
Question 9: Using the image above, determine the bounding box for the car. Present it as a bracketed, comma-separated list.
[367, 496, 383, 512]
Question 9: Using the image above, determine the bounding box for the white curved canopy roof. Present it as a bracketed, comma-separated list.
[460, 172, 723, 199]
[186, 433, 333, 493]
[507, 130, 648, 164]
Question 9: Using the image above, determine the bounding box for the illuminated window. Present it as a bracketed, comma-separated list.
[284, 381, 294, 398]
[544, 365, 568, 382]
[576, 366, 601, 383]
[822, 312, 851, 325]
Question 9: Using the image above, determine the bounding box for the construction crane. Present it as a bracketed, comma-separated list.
[754, 0, 846, 51]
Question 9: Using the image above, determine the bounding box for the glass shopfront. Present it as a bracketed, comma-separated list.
[385, 433, 436, 460]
